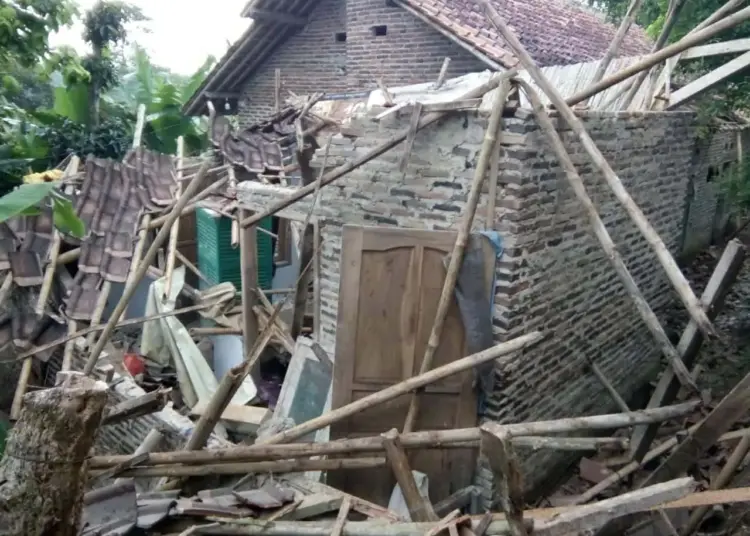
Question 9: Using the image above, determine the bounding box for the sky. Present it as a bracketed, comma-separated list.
[49, 0, 250, 74]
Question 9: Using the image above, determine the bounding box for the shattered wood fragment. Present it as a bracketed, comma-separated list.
[474, 512, 494, 536]
[425, 510, 462, 536]
[513, 77, 698, 393]
[0, 372, 108, 536]
[285, 479, 403, 521]
[402, 69, 510, 433]
[381, 428, 438, 522]
[102, 387, 171, 425]
[480, 426, 528, 536]
[258, 332, 543, 445]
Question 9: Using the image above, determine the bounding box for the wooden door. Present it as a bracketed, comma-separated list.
[329, 225, 478, 507]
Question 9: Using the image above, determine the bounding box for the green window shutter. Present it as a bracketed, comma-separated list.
[196, 208, 273, 291]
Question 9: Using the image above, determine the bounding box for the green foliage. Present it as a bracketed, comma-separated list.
[720, 159, 750, 214]
[0, 181, 84, 238]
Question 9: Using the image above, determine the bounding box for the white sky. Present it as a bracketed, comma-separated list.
[50, 0, 250, 74]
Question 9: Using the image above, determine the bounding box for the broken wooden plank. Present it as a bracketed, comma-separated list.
[285, 479, 403, 521]
[189, 400, 270, 428]
[281, 495, 343, 521]
[435, 57, 451, 89]
[377, 78, 395, 107]
[669, 50, 750, 108]
[481, 425, 528, 536]
[102, 388, 171, 425]
[534, 478, 696, 536]
[331, 496, 352, 536]
[382, 428, 438, 522]
[630, 239, 746, 461]
[680, 37, 750, 59]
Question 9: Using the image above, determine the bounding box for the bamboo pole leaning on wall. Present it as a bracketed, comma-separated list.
[589, 0, 646, 87]
[402, 77, 512, 433]
[511, 76, 699, 392]
[478, 0, 716, 351]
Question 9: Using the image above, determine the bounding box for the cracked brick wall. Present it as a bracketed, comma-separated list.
[237, 0, 487, 126]
[238, 105, 722, 507]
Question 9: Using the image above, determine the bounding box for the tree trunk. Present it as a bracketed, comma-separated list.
[0, 372, 108, 536]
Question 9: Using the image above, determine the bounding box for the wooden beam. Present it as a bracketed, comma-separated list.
[668, 50, 750, 108]
[245, 8, 308, 26]
[681, 37, 750, 59]
[629, 239, 745, 461]
[381, 429, 438, 522]
[239, 208, 259, 381]
[481, 426, 528, 536]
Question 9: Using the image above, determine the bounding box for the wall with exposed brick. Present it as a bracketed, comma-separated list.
[682, 128, 744, 256]
[237, 105, 702, 506]
[237, 0, 488, 126]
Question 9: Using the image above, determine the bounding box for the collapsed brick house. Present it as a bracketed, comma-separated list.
[184, 0, 746, 511]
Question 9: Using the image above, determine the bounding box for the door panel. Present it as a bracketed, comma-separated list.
[330, 225, 478, 507]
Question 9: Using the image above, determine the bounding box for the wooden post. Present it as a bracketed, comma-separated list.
[240, 71, 517, 229]
[435, 57, 452, 89]
[164, 136, 185, 300]
[83, 161, 212, 375]
[479, 0, 715, 341]
[515, 79, 697, 392]
[0, 372, 108, 536]
[381, 429, 438, 522]
[402, 70, 510, 433]
[239, 208, 259, 374]
[590, 0, 645, 86]
[480, 425, 528, 536]
[629, 239, 745, 461]
[291, 150, 318, 340]
[258, 332, 543, 445]
[133, 104, 146, 148]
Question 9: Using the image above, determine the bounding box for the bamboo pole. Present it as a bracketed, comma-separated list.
[402, 72, 511, 433]
[58, 248, 81, 265]
[240, 71, 518, 229]
[146, 176, 229, 230]
[480, 1, 715, 343]
[262, 332, 531, 445]
[435, 57, 452, 89]
[680, 431, 750, 536]
[0, 272, 12, 310]
[176, 249, 210, 285]
[590, 0, 645, 86]
[486, 80, 511, 230]
[9, 358, 32, 420]
[619, 0, 685, 110]
[88, 433, 628, 469]
[588, 358, 631, 413]
[164, 136, 185, 300]
[514, 78, 697, 391]
[564, 4, 750, 107]
[85, 281, 111, 349]
[638, 0, 743, 110]
[91, 457, 386, 478]
[61, 320, 77, 371]
[83, 162, 212, 375]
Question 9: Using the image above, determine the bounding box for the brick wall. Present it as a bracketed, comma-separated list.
[237, 0, 488, 126]
[682, 128, 743, 256]
[237, 105, 701, 505]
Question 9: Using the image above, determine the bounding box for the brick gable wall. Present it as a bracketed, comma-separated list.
[237, 0, 488, 126]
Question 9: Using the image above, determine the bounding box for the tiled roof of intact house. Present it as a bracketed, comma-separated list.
[401, 0, 652, 68]
[183, 0, 652, 115]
